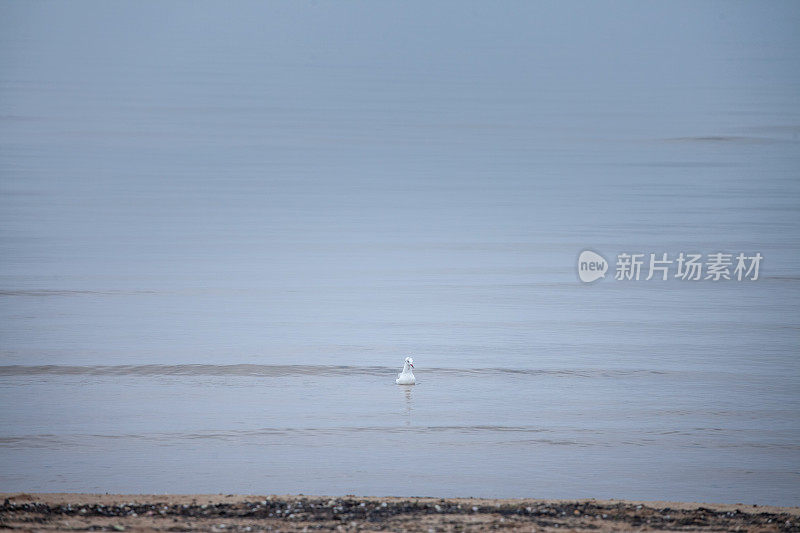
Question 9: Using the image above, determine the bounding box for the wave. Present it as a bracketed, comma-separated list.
[0, 364, 676, 378]
[2, 426, 797, 451]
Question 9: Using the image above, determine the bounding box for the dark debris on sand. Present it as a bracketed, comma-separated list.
[2, 494, 799, 532]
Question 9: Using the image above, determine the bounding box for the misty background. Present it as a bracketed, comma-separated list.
[1, 1, 799, 504]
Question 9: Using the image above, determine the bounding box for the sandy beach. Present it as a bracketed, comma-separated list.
[2, 493, 798, 532]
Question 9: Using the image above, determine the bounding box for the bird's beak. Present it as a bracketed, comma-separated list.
[409, 363, 414, 368]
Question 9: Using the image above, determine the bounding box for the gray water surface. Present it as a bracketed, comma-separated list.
[1, 1, 799, 505]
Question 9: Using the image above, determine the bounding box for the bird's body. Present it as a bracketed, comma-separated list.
[396, 357, 416, 385]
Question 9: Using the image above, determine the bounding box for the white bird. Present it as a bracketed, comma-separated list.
[396, 356, 416, 385]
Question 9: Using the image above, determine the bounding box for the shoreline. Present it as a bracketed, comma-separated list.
[2, 493, 798, 532]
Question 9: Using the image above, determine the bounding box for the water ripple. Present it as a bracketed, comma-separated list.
[0, 364, 679, 379]
[1, 426, 798, 451]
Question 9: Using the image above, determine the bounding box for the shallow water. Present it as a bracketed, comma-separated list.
[1, 1, 799, 505]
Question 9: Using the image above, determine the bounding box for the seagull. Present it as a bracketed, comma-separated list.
[396, 356, 416, 385]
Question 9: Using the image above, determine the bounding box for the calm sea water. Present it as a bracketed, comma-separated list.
[1, 1, 799, 505]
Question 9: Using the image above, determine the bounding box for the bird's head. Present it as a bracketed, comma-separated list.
[404, 356, 414, 368]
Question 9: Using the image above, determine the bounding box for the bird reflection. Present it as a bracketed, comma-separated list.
[403, 386, 413, 426]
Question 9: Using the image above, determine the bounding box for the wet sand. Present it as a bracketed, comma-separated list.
[2, 493, 798, 532]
